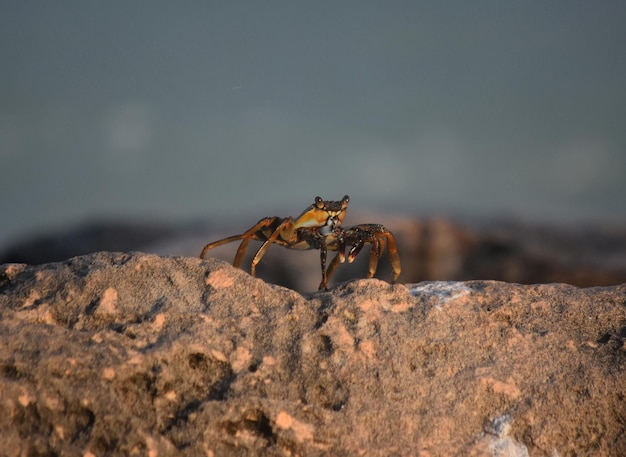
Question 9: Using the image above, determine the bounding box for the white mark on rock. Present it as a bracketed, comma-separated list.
[409, 281, 471, 304]
[485, 415, 529, 457]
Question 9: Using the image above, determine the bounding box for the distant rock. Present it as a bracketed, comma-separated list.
[0, 220, 183, 265]
[3, 216, 626, 292]
[1, 252, 624, 456]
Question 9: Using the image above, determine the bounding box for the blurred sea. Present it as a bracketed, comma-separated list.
[2, 2, 625, 249]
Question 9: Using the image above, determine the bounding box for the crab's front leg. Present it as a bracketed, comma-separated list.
[344, 224, 402, 283]
[318, 239, 329, 290]
[299, 226, 346, 290]
[347, 235, 382, 279]
[317, 228, 347, 290]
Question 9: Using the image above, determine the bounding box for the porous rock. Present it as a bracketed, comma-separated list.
[0, 252, 625, 456]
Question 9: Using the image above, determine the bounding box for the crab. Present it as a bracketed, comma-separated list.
[200, 195, 349, 281]
[199, 195, 401, 290]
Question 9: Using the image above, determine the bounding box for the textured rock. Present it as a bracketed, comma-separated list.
[1, 252, 625, 456]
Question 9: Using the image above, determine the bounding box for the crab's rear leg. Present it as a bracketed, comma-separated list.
[200, 217, 281, 269]
[200, 234, 247, 260]
[249, 217, 297, 277]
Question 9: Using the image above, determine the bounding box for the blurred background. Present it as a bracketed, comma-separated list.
[2, 2, 626, 289]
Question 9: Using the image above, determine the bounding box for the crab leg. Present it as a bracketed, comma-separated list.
[385, 231, 401, 283]
[199, 217, 280, 267]
[200, 234, 247, 260]
[249, 217, 295, 277]
[322, 252, 343, 290]
[232, 217, 287, 268]
[318, 241, 329, 290]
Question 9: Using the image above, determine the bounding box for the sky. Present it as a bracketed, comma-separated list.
[1, 1, 626, 246]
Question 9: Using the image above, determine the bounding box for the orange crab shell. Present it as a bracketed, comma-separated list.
[293, 195, 349, 233]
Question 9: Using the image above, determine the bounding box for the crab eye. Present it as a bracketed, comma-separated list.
[315, 196, 324, 209]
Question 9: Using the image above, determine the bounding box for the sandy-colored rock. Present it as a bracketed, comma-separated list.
[0, 252, 625, 456]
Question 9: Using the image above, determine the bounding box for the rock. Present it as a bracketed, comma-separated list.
[0, 220, 184, 265]
[3, 216, 626, 291]
[1, 252, 625, 456]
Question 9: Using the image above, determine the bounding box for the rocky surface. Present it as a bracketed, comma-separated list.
[1, 252, 625, 456]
